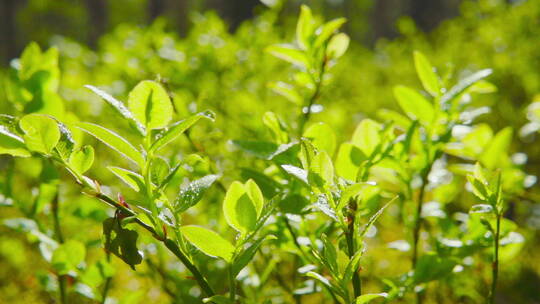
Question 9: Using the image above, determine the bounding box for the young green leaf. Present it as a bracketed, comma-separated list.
[69, 145, 94, 175]
[393, 85, 435, 125]
[175, 174, 219, 213]
[480, 127, 512, 169]
[296, 5, 315, 50]
[309, 151, 334, 188]
[327, 33, 350, 59]
[51, 240, 86, 275]
[77, 122, 144, 166]
[223, 181, 261, 234]
[352, 119, 381, 157]
[150, 157, 169, 185]
[202, 296, 234, 304]
[335, 143, 365, 181]
[268, 81, 303, 105]
[266, 45, 309, 68]
[360, 198, 395, 238]
[355, 293, 388, 304]
[440, 69, 493, 104]
[263, 111, 288, 144]
[150, 111, 215, 152]
[180, 225, 235, 262]
[303, 122, 337, 156]
[232, 234, 275, 277]
[128, 80, 173, 130]
[19, 114, 60, 155]
[108, 166, 146, 192]
[313, 18, 347, 48]
[413, 51, 440, 97]
[0, 126, 30, 157]
[54, 121, 75, 160]
[85, 84, 146, 136]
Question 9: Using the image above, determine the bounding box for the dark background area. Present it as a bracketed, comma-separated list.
[0, 0, 463, 65]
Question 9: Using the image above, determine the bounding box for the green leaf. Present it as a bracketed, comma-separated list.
[393, 86, 435, 125]
[342, 249, 362, 284]
[337, 182, 377, 210]
[360, 198, 395, 238]
[440, 69, 492, 104]
[108, 166, 145, 192]
[77, 122, 144, 167]
[231, 140, 279, 160]
[54, 121, 75, 160]
[335, 143, 366, 181]
[85, 84, 146, 136]
[0, 126, 30, 157]
[309, 151, 334, 188]
[313, 18, 347, 48]
[352, 119, 381, 157]
[51, 240, 86, 275]
[232, 234, 275, 277]
[69, 145, 94, 175]
[281, 164, 309, 185]
[296, 5, 315, 50]
[355, 293, 388, 304]
[470, 204, 494, 214]
[467, 175, 490, 201]
[266, 44, 309, 68]
[321, 234, 338, 274]
[175, 174, 219, 213]
[203, 295, 234, 304]
[150, 111, 215, 152]
[150, 157, 169, 185]
[413, 51, 440, 97]
[127, 80, 173, 130]
[263, 111, 288, 144]
[103, 218, 143, 270]
[268, 82, 303, 105]
[480, 127, 512, 169]
[327, 33, 350, 59]
[413, 253, 456, 284]
[180, 225, 235, 262]
[19, 114, 60, 154]
[223, 181, 262, 233]
[245, 179, 264, 216]
[240, 168, 282, 198]
[303, 122, 337, 156]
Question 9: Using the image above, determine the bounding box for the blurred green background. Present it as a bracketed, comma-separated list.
[1, 0, 539, 303]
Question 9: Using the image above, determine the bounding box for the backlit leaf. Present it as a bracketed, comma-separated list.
[180, 225, 234, 262]
[128, 80, 173, 130]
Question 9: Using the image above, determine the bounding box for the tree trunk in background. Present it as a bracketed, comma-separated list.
[409, 0, 460, 32]
[206, 0, 259, 30]
[1, 0, 19, 64]
[148, 0, 166, 22]
[85, 0, 107, 48]
[169, 0, 189, 36]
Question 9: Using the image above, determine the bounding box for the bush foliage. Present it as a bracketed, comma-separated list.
[1, 1, 539, 303]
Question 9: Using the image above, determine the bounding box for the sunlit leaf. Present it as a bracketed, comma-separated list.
[128, 80, 173, 130]
[180, 225, 234, 262]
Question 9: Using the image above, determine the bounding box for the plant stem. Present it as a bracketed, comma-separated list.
[298, 54, 327, 137]
[282, 215, 311, 262]
[88, 191, 215, 297]
[100, 278, 111, 304]
[412, 168, 431, 304]
[489, 214, 501, 304]
[163, 239, 215, 296]
[229, 264, 236, 302]
[52, 189, 67, 304]
[346, 198, 361, 299]
[411, 173, 428, 268]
